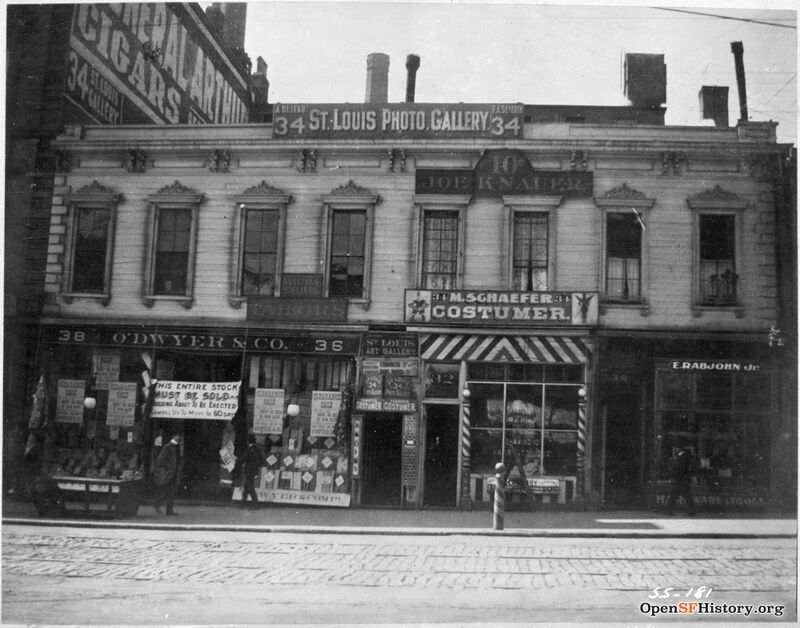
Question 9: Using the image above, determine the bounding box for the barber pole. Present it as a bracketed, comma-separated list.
[576, 386, 587, 496]
[460, 388, 472, 510]
[493, 462, 506, 530]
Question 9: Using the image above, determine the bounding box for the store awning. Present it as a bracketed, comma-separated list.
[420, 334, 592, 364]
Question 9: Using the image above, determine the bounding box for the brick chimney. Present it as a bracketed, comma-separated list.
[405, 54, 420, 103]
[365, 53, 390, 104]
[624, 53, 667, 108]
[699, 86, 729, 127]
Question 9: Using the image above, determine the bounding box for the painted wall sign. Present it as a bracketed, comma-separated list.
[272, 103, 523, 139]
[474, 150, 593, 197]
[42, 325, 359, 355]
[415, 169, 473, 195]
[247, 297, 348, 322]
[150, 380, 241, 420]
[66, 3, 249, 125]
[362, 358, 419, 376]
[364, 332, 419, 358]
[233, 487, 351, 507]
[280, 274, 323, 298]
[670, 360, 762, 372]
[355, 398, 418, 413]
[405, 290, 599, 326]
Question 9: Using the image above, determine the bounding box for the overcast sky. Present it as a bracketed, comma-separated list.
[242, 1, 797, 144]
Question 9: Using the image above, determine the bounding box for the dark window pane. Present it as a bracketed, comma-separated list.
[72, 208, 109, 292]
[699, 215, 736, 304]
[242, 209, 279, 295]
[422, 210, 458, 289]
[329, 210, 365, 297]
[154, 209, 191, 295]
[605, 213, 641, 299]
[512, 212, 548, 290]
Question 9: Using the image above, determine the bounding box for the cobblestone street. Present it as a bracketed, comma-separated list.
[2, 524, 795, 624]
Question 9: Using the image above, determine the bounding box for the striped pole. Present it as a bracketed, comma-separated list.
[576, 386, 587, 498]
[493, 462, 506, 530]
[460, 388, 472, 510]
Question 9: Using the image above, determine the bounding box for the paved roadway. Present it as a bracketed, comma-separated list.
[2, 523, 795, 625]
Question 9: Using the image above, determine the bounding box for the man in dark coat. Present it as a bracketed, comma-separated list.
[666, 446, 696, 515]
[237, 434, 265, 510]
[153, 434, 182, 515]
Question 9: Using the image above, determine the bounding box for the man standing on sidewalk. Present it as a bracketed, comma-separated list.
[153, 434, 182, 516]
[666, 446, 696, 516]
[237, 434, 265, 510]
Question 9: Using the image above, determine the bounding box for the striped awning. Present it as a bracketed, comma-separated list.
[420, 334, 592, 364]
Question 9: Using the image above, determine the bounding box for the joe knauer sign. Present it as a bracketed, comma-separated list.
[405, 290, 598, 326]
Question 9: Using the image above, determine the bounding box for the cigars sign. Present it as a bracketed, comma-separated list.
[405, 290, 598, 326]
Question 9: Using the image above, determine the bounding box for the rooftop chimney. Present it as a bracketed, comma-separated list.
[624, 53, 667, 108]
[405, 54, 420, 103]
[251, 57, 269, 105]
[699, 86, 729, 128]
[365, 53, 390, 104]
[213, 2, 247, 51]
[730, 41, 748, 122]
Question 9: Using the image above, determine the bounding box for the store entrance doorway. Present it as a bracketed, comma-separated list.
[361, 413, 402, 506]
[603, 382, 644, 507]
[423, 404, 459, 507]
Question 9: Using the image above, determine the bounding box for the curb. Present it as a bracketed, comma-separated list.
[4, 517, 797, 539]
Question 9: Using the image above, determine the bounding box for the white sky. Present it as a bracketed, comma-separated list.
[241, 1, 797, 144]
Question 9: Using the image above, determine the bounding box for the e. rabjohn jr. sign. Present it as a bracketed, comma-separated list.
[405, 290, 599, 326]
[272, 103, 524, 139]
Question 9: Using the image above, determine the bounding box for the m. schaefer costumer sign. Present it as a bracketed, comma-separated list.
[272, 103, 524, 139]
[405, 290, 599, 326]
[67, 3, 249, 125]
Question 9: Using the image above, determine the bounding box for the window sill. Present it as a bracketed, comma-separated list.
[228, 296, 246, 310]
[61, 292, 111, 307]
[339, 297, 370, 311]
[144, 295, 194, 309]
[599, 300, 649, 317]
[691, 304, 745, 318]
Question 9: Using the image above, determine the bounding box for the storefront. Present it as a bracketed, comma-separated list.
[597, 334, 787, 512]
[38, 323, 359, 506]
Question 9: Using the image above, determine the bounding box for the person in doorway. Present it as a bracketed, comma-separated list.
[153, 434, 182, 516]
[666, 446, 696, 516]
[237, 434, 265, 510]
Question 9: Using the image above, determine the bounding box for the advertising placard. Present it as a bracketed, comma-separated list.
[95, 349, 120, 390]
[151, 381, 241, 420]
[405, 290, 599, 326]
[253, 388, 285, 434]
[272, 103, 523, 139]
[311, 391, 342, 437]
[106, 382, 137, 427]
[56, 379, 86, 424]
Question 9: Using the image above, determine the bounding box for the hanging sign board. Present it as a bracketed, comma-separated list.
[253, 388, 285, 434]
[151, 381, 241, 420]
[56, 379, 86, 424]
[310, 391, 342, 437]
[106, 382, 137, 427]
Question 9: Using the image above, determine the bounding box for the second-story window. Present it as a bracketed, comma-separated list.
[699, 214, 736, 305]
[154, 208, 192, 295]
[605, 212, 641, 300]
[63, 180, 121, 305]
[322, 181, 379, 305]
[242, 209, 279, 295]
[512, 212, 549, 291]
[422, 210, 458, 289]
[145, 181, 202, 308]
[330, 210, 366, 297]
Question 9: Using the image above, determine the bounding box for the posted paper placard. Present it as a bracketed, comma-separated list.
[253, 388, 285, 434]
[56, 379, 85, 424]
[106, 382, 137, 427]
[151, 381, 241, 420]
[310, 390, 341, 437]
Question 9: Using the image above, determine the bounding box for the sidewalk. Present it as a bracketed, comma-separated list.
[3, 499, 796, 538]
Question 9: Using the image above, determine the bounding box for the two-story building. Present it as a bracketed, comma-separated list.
[31, 53, 795, 512]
